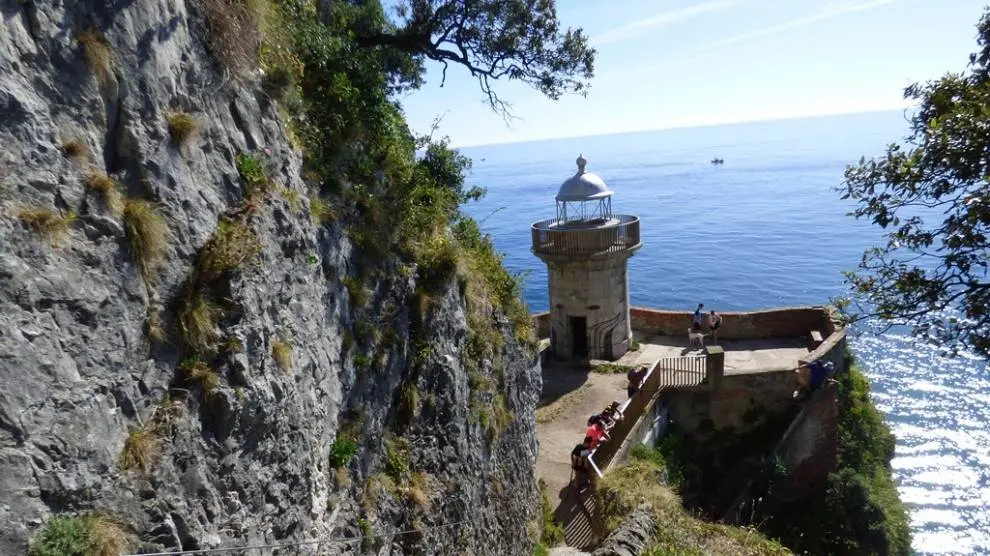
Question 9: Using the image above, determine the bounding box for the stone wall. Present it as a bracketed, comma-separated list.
[721, 378, 841, 524]
[668, 330, 847, 438]
[774, 383, 839, 502]
[628, 306, 838, 341]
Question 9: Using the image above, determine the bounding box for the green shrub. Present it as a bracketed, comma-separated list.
[397, 383, 420, 425]
[329, 436, 358, 468]
[353, 353, 371, 370]
[29, 514, 131, 556]
[384, 436, 409, 479]
[29, 516, 90, 556]
[236, 153, 269, 190]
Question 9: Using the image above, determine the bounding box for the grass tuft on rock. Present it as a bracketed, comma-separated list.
[60, 139, 88, 159]
[310, 197, 335, 225]
[278, 186, 301, 212]
[77, 27, 113, 85]
[200, 0, 265, 75]
[196, 219, 262, 283]
[181, 356, 221, 397]
[404, 471, 432, 509]
[29, 514, 132, 556]
[235, 152, 270, 192]
[84, 171, 122, 214]
[178, 292, 220, 355]
[123, 199, 171, 284]
[166, 111, 199, 145]
[272, 338, 292, 371]
[119, 427, 160, 475]
[146, 304, 166, 343]
[19, 209, 75, 245]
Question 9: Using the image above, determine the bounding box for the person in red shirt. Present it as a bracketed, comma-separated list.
[585, 421, 610, 449]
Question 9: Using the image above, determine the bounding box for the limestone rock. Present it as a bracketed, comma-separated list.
[0, 1, 541, 554]
[592, 506, 657, 556]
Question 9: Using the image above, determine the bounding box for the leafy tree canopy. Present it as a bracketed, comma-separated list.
[841, 8, 990, 357]
[352, 0, 596, 113]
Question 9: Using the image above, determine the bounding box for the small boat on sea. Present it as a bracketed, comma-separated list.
[710, 157, 724, 165]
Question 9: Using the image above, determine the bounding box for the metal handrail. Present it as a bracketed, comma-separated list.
[588, 354, 706, 472]
[531, 214, 641, 256]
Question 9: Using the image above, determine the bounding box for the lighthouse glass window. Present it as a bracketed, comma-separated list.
[557, 197, 612, 225]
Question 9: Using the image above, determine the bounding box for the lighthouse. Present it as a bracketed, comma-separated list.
[531, 155, 642, 361]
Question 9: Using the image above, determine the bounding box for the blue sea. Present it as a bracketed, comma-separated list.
[459, 111, 990, 555]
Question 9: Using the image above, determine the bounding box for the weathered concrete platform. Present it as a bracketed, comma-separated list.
[614, 334, 811, 374]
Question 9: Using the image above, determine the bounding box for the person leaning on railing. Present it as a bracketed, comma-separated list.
[793, 359, 836, 401]
[626, 365, 647, 398]
[570, 436, 594, 491]
[601, 400, 624, 429]
[585, 419, 610, 449]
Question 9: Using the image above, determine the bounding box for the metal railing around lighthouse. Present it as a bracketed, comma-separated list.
[531, 214, 641, 256]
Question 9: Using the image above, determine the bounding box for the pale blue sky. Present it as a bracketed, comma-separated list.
[396, 0, 988, 147]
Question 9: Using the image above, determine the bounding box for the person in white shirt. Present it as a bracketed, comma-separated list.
[708, 310, 723, 345]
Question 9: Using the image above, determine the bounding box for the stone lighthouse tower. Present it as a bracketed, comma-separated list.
[531, 155, 642, 361]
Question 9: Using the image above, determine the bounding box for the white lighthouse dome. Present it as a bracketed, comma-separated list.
[555, 154, 613, 202]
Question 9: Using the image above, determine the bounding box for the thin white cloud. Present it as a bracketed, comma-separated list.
[700, 0, 897, 51]
[593, 0, 745, 46]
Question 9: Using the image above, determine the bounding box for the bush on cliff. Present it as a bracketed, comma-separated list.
[29, 515, 131, 556]
[598, 447, 791, 555]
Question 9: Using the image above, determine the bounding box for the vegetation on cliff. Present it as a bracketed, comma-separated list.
[597, 446, 791, 555]
[752, 354, 911, 556]
[841, 6, 990, 357]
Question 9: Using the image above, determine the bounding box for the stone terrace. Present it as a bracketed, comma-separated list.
[533, 306, 845, 549]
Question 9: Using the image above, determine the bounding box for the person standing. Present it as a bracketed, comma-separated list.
[692, 303, 705, 329]
[708, 310, 723, 345]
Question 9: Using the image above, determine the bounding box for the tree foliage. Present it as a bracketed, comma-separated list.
[354, 0, 596, 113]
[841, 8, 990, 356]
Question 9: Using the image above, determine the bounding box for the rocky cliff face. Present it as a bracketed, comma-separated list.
[0, 1, 540, 553]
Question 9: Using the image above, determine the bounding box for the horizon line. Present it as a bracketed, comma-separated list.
[453, 106, 914, 150]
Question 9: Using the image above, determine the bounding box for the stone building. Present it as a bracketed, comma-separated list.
[531, 155, 642, 360]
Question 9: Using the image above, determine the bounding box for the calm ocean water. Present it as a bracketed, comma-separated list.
[458, 111, 990, 555]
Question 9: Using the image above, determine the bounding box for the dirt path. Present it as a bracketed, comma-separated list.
[536, 361, 628, 548]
